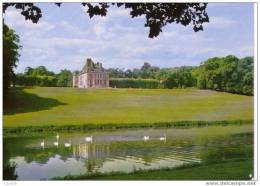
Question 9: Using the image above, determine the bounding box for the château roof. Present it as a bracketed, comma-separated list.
[80, 58, 106, 74]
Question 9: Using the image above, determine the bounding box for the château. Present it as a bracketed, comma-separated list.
[73, 58, 109, 88]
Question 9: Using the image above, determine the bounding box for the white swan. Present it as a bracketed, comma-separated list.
[53, 141, 59, 146]
[64, 140, 72, 147]
[144, 136, 149, 141]
[40, 140, 45, 148]
[85, 136, 93, 142]
[159, 134, 167, 141]
[54, 134, 59, 146]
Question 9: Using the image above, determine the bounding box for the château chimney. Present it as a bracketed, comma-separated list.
[86, 58, 93, 67]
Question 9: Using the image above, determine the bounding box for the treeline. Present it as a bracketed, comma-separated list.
[15, 55, 253, 95]
[194, 56, 253, 95]
[15, 66, 72, 87]
[107, 55, 253, 95]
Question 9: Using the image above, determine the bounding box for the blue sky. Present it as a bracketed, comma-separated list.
[3, 3, 254, 73]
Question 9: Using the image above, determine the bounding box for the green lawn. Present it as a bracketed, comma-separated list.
[3, 87, 253, 128]
[56, 159, 253, 180]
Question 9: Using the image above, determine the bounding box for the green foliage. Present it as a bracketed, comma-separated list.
[107, 56, 253, 95]
[56, 69, 73, 87]
[107, 62, 160, 79]
[14, 56, 253, 96]
[3, 120, 252, 135]
[15, 67, 72, 87]
[194, 55, 253, 95]
[108, 64, 197, 89]
[109, 78, 160, 88]
[3, 23, 21, 105]
[164, 67, 196, 88]
[15, 74, 57, 87]
[24, 66, 55, 76]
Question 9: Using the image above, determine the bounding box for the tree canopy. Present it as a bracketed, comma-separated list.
[24, 66, 55, 76]
[15, 67, 72, 87]
[3, 23, 21, 105]
[194, 55, 253, 95]
[15, 56, 254, 95]
[3, 3, 209, 38]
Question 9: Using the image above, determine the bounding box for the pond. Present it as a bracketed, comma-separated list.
[3, 124, 253, 180]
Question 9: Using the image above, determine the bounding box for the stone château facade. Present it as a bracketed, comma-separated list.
[73, 58, 109, 88]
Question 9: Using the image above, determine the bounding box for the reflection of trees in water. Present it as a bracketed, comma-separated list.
[200, 133, 253, 164]
[3, 131, 254, 180]
[20, 148, 71, 164]
[6, 134, 252, 171]
[72, 143, 111, 173]
[3, 162, 18, 180]
[4, 138, 201, 167]
[107, 140, 200, 164]
[4, 138, 56, 165]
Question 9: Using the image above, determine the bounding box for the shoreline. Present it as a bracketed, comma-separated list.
[3, 119, 253, 136]
[52, 159, 253, 180]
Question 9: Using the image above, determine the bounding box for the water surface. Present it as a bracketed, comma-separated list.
[3, 125, 253, 180]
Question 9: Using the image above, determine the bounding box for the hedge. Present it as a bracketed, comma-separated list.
[109, 78, 161, 89]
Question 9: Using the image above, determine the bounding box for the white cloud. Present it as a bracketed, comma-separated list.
[93, 22, 106, 36]
[4, 9, 55, 31]
[4, 3, 253, 74]
[58, 21, 89, 36]
[108, 7, 130, 17]
[205, 16, 237, 29]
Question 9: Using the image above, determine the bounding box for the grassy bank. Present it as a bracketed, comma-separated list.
[3, 120, 253, 136]
[55, 159, 253, 180]
[3, 87, 253, 128]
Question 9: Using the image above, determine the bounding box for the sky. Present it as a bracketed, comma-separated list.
[3, 3, 254, 73]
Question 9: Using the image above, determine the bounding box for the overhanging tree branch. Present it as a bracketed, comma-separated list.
[3, 3, 209, 38]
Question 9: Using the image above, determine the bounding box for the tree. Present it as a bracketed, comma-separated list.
[56, 69, 73, 87]
[23, 66, 55, 76]
[125, 69, 133, 78]
[24, 67, 33, 75]
[140, 62, 152, 78]
[164, 67, 196, 88]
[3, 23, 21, 105]
[194, 55, 253, 95]
[3, 3, 209, 38]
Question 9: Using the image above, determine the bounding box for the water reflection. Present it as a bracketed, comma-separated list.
[3, 126, 253, 180]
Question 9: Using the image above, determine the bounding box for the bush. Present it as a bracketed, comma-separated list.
[109, 78, 160, 89]
[15, 75, 57, 87]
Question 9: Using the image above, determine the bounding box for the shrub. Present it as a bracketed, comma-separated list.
[109, 78, 160, 89]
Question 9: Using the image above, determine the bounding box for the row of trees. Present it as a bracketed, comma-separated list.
[107, 62, 160, 79]
[15, 66, 73, 87]
[3, 3, 210, 107]
[194, 55, 253, 95]
[14, 55, 253, 95]
[106, 56, 253, 95]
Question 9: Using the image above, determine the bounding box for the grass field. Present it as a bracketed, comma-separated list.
[55, 159, 253, 180]
[3, 87, 253, 128]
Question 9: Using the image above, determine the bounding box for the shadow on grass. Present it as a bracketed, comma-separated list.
[3, 87, 67, 115]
